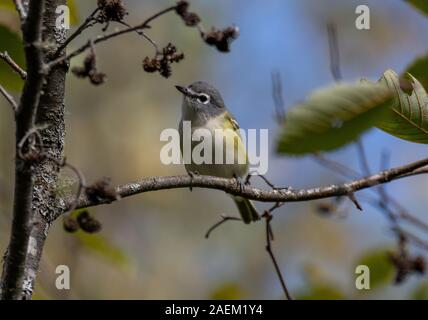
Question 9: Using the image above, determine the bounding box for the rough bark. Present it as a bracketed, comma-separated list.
[0, 0, 67, 300]
[72, 157, 428, 210]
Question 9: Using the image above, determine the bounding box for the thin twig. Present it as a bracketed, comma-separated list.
[204, 215, 241, 239]
[264, 211, 292, 300]
[399, 229, 428, 251]
[0, 51, 27, 79]
[54, 7, 100, 57]
[0, 84, 17, 111]
[246, 173, 284, 190]
[16, 127, 86, 217]
[326, 22, 342, 82]
[313, 154, 359, 180]
[355, 140, 371, 176]
[346, 193, 363, 211]
[118, 21, 161, 56]
[399, 213, 428, 233]
[315, 155, 428, 235]
[47, 5, 178, 69]
[57, 159, 87, 217]
[271, 71, 286, 124]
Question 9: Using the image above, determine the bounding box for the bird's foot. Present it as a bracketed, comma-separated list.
[233, 174, 244, 193]
[187, 171, 199, 192]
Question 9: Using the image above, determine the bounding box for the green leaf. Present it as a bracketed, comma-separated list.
[376, 69, 428, 143]
[355, 249, 394, 289]
[210, 283, 244, 300]
[0, 25, 25, 91]
[411, 282, 428, 300]
[68, 0, 79, 25]
[75, 230, 130, 269]
[276, 83, 393, 155]
[406, 0, 428, 15]
[297, 285, 345, 300]
[0, 0, 15, 11]
[403, 53, 428, 91]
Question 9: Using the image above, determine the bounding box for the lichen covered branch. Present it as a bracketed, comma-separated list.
[71, 157, 428, 211]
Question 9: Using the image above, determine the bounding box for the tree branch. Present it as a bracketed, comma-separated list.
[0, 84, 17, 111]
[1, 0, 45, 300]
[0, 52, 27, 79]
[53, 7, 100, 57]
[70, 157, 428, 211]
[264, 211, 292, 299]
[47, 5, 178, 70]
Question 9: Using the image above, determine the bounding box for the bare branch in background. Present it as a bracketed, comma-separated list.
[355, 140, 371, 176]
[326, 22, 342, 82]
[271, 71, 286, 124]
[324, 22, 428, 275]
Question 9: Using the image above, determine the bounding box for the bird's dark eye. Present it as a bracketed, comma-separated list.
[197, 94, 210, 104]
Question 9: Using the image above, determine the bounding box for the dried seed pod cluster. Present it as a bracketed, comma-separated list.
[143, 43, 184, 78]
[72, 52, 107, 85]
[63, 210, 102, 234]
[175, 0, 201, 27]
[203, 26, 239, 53]
[96, 0, 128, 23]
[85, 177, 120, 203]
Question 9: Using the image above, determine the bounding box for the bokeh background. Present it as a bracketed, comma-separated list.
[1, 0, 428, 299]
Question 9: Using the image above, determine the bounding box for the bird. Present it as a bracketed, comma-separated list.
[176, 81, 260, 224]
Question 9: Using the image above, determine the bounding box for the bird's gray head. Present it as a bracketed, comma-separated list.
[175, 81, 226, 120]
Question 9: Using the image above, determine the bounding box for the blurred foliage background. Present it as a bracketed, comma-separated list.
[1, 0, 428, 299]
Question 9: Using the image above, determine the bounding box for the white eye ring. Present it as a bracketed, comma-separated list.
[197, 93, 210, 104]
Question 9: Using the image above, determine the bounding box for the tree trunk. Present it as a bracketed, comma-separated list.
[0, 0, 67, 300]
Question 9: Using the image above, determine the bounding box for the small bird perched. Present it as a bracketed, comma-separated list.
[176, 81, 260, 224]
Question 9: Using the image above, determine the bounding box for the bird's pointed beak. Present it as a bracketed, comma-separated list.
[175, 85, 188, 95]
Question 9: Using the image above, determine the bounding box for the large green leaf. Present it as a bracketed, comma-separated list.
[0, 25, 25, 91]
[355, 249, 394, 289]
[403, 53, 428, 91]
[406, 0, 428, 15]
[376, 69, 428, 143]
[276, 83, 393, 155]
